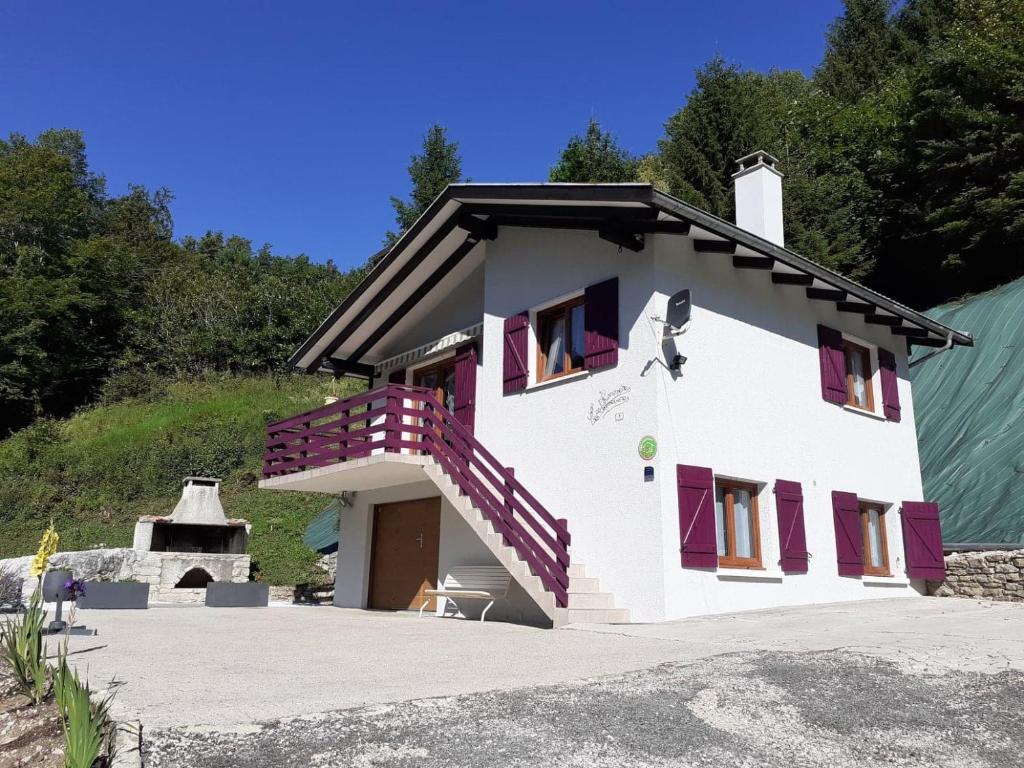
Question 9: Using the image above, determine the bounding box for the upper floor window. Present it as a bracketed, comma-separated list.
[715, 480, 762, 569]
[843, 339, 874, 412]
[536, 297, 585, 382]
[860, 502, 890, 576]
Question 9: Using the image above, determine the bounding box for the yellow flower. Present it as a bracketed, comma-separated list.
[29, 523, 59, 578]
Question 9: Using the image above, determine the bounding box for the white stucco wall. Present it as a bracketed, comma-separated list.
[470, 227, 926, 621]
[336, 224, 930, 624]
[476, 228, 668, 622]
[649, 233, 924, 617]
[333, 480, 548, 625]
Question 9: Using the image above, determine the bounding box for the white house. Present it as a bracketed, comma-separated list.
[260, 152, 972, 626]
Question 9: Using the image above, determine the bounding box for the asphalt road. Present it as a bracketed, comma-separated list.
[60, 597, 1024, 767]
[142, 648, 1023, 768]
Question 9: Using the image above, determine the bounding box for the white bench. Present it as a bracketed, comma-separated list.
[419, 566, 511, 622]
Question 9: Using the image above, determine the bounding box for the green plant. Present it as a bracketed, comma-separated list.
[0, 587, 50, 705]
[54, 643, 111, 768]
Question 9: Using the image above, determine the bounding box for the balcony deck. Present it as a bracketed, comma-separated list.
[258, 452, 434, 493]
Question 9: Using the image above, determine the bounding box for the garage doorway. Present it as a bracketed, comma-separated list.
[369, 497, 441, 611]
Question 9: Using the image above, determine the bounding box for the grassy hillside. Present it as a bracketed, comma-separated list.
[0, 374, 362, 584]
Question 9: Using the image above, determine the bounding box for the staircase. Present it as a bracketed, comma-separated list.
[423, 463, 628, 627]
[263, 383, 629, 627]
[563, 563, 630, 624]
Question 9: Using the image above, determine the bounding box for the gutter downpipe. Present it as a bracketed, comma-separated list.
[908, 332, 955, 369]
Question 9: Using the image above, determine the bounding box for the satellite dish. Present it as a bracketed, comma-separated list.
[665, 289, 692, 336]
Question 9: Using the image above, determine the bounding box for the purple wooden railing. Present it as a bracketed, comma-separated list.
[264, 384, 571, 607]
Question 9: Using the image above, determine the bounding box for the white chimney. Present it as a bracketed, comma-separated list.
[732, 150, 784, 247]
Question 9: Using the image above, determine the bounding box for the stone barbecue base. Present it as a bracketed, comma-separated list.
[0, 548, 250, 604]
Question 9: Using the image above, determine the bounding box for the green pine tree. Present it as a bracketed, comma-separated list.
[548, 119, 639, 183]
[385, 124, 463, 246]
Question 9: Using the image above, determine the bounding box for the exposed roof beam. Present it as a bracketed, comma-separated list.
[598, 222, 645, 252]
[807, 287, 847, 301]
[890, 326, 931, 338]
[457, 212, 498, 241]
[733, 255, 774, 270]
[864, 314, 903, 327]
[350, 235, 481, 360]
[319, 358, 374, 379]
[910, 336, 949, 348]
[693, 239, 736, 254]
[771, 272, 814, 286]
[837, 300, 875, 315]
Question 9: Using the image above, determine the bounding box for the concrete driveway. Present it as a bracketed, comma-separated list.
[62, 597, 1024, 767]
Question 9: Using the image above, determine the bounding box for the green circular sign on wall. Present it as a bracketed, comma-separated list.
[638, 435, 658, 461]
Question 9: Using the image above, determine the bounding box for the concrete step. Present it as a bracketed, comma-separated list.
[566, 591, 614, 610]
[567, 563, 587, 578]
[564, 607, 630, 624]
[568, 576, 600, 593]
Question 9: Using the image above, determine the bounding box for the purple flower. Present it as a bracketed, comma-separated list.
[63, 578, 87, 600]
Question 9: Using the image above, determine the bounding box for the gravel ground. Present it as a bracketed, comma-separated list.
[143, 649, 1023, 768]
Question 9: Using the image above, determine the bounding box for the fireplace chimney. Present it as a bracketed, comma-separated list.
[732, 150, 784, 247]
[169, 477, 228, 526]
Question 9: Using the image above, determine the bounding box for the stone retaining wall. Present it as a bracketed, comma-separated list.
[930, 549, 1024, 602]
[0, 548, 250, 604]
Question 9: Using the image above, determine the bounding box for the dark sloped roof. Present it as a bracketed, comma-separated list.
[291, 183, 973, 372]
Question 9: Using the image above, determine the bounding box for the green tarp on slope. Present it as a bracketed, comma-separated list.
[912, 277, 1024, 545]
[303, 497, 341, 554]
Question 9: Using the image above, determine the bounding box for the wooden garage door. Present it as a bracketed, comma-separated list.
[369, 497, 441, 611]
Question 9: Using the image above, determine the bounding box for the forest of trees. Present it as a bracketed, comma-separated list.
[2, 0, 1021, 439]
[550, 0, 1024, 310]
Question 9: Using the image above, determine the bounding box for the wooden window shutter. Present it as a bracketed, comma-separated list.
[503, 312, 529, 394]
[900, 501, 945, 580]
[387, 368, 406, 384]
[453, 342, 477, 434]
[831, 491, 863, 576]
[774, 480, 809, 573]
[584, 277, 619, 370]
[677, 464, 718, 568]
[817, 325, 847, 404]
[878, 348, 902, 422]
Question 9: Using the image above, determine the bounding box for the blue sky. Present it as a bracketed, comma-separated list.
[2, 1, 841, 270]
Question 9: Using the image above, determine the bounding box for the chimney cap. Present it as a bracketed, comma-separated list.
[733, 150, 783, 178]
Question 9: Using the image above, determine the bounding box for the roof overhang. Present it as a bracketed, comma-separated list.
[291, 183, 973, 373]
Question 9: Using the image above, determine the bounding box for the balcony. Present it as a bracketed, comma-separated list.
[260, 384, 571, 607]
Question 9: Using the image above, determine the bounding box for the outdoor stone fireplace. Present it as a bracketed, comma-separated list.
[132, 477, 252, 603]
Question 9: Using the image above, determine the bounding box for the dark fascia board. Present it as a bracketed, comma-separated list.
[287, 190, 462, 368]
[288, 184, 665, 369]
[649, 190, 974, 347]
[292, 183, 972, 370]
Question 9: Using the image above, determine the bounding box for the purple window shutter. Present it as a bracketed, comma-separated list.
[774, 480, 808, 573]
[878, 348, 901, 422]
[817, 325, 847, 404]
[584, 277, 619, 370]
[677, 464, 718, 568]
[900, 501, 945, 580]
[502, 312, 529, 394]
[453, 342, 477, 434]
[832, 491, 863, 576]
[387, 368, 406, 384]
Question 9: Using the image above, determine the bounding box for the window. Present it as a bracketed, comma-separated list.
[715, 480, 761, 568]
[843, 340, 874, 412]
[536, 297, 585, 382]
[860, 503, 890, 576]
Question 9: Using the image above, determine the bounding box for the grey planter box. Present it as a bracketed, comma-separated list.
[205, 582, 269, 608]
[78, 581, 150, 609]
